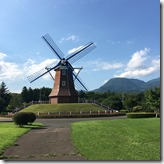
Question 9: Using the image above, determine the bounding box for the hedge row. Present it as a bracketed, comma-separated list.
[126, 113, 156, 118]
[120, 110, 128, 113]
[35, 112, 126, 118]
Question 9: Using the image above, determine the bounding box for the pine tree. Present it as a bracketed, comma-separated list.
[0, 82, 11, 112]
[21, 86, 29, 103]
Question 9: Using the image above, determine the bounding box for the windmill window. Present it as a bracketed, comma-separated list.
[62, 70, 66, 75]
[62, 81, 66, 86]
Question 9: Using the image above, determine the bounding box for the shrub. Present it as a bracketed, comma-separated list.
[120, 109, 128, 113]
[133, 106, 143, 112]
[0, 112, 8, 115]
[13, 112, 36, 127]
[13, 112, 29, 127]
[127, 113, 156, 118]
[27, 112, 36, 124]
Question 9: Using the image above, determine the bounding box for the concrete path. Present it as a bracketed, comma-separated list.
[2, 116, 126, 161]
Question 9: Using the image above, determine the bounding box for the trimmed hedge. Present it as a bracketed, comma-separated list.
[35, 112, 126, 118]
[126, 113, 156, 118]
[133, 106, 143, 112]
[27, 112, 36, 124]
[13, 112, 36, 127]
[120, 110, 128, 113]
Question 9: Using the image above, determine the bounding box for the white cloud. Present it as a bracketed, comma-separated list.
[115, 48, 160, 78]
[115, 67, 157, 78]
[59, 35, 78, 43]
[0, 56, 59, 82]
[103, 79, 108, 84]
[66, 35, 76, 41]
[126, 40, 133, 45]
[126, 48, 149, 70]
[0, 61, 23, 80]
[0, 52, 7, 60]
[24, 58, 59, 76]
[0, 52, 23, 81]
[107, 40, 121, 45]
[67, 45, 83, 55]
[91, 59, 123, 71]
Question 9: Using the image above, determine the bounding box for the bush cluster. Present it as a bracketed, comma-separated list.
[13, 112, 36, 127]
[127, 113, 156, 118]
[132, 106, 143, 112]
[120, 110, 128, 113]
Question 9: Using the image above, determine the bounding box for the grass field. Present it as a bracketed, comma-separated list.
[21, 103, 105, 113]
[71, 118, 160, 160]
[0, 122, 43, 157]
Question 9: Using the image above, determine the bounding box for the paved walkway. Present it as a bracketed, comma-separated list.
[2, 116, 126, 161]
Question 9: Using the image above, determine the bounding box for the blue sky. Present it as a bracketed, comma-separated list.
[0, 0, 160, 93]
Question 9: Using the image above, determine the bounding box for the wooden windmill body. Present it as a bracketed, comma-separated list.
[27, 34, 96, 104]
[49, 65, 78, 104]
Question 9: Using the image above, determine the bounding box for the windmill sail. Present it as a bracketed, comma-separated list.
[72, 71, 88, 91]
[66, 42, 96, 64]
[27, 62, 60, 83]
[42, 34, 64, 60]
[64, 63, 88, 91]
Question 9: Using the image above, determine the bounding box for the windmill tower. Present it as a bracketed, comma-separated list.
[27, 34, 96, 104]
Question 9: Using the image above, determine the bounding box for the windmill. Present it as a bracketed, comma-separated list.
[27, 34, 96, 104]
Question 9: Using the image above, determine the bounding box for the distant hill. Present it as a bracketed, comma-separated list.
[93, 77, 160, 93]
[146, 77, 160, 88]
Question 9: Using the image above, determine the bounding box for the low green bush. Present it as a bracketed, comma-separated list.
[133, 106, 143, 112]
[120, 109, 128, 113]
[13, 112, 28, 127]
[12, 112, 36, 127]
[0, 112, 8, 115]
[27, 112, 36, 124]
[127, 113, 156, 118]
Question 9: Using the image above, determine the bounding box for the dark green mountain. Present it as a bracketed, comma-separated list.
[146, 77, 160, 88]
[94, 77, 160, 93]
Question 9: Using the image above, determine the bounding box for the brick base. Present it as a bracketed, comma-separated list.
[49, 96, 78, 104]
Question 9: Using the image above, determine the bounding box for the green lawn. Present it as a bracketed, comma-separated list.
[21, 103, 105, 113]
[71, 118, 160, 160]
[0, 122, 43, 157]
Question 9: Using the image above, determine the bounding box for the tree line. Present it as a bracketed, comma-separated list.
[0, 81, 160, 113]
[78, 88, 160, 113]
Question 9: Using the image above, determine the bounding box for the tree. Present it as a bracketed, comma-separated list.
[123, 93, 145, 112]
[7, 93, 22, 111]
[145, 87, 160, 113]
[21, 86, 29, 103]
[40, 87, 51, 101]
[0, 82, 11, 112]
[28, 87, 33, 102]
[102, 93, 123, 110]
[21, 86, 51, 103]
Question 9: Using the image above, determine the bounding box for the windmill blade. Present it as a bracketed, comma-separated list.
[74, 76, 89, 91]
[72, 71, 88, 91]
[45, 67, 55, 80]
[42, 34, 64, 60]
[66, 42, 96, 64]
[73, 67, 83, 81]
[27, 62, 60, 83]
[65, 63, 88, 91]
